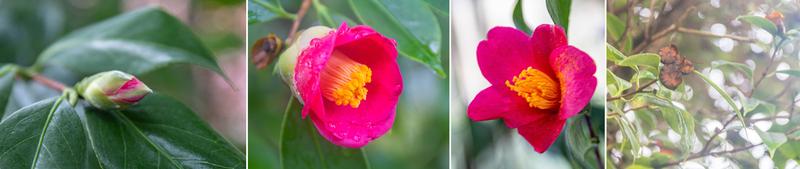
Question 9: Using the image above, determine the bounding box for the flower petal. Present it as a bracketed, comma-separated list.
[530, 24, 567, 78]
[549, 46, 597, 120]
[502, 92, 556, 128]
[309, 24, 401, 148]
[467, 86, 510, 121]
[476, 27, 536, 86]
[294, 31, 336, 118]
[517, 114, 566, 153]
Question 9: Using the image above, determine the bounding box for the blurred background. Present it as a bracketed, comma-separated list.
[247, 0, 449, 169]
[0, 0, 247, 150]
[451, 0, 605, 168]
[606, 0, 800, 168]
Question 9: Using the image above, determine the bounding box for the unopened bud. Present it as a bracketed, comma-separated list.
[75, 70, 152, 109]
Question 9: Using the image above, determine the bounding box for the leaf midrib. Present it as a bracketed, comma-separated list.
[114, 111, 185, 169]
[30, 96, 64, 169]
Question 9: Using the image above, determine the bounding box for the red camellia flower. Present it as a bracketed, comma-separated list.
[468, 25, 597, 153]
[293, 23, 403, 148]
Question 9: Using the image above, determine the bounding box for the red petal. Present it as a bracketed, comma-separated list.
[467, 86, 510, 121]
[549, 46, 597, 119]
[476, 27, 537, 86]
[294, 31, 336, 118]
[517, 114, 566, 153]
[308, 24, 401, 148]
[530, 24, 567, 78]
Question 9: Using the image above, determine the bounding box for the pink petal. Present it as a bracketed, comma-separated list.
[549, 46, 597, 120]
[294, 31, 336, 118]
[517, 114, 566, 153]
[476, 27, 537, 86]
[309, 24, 401, 148]
[467, 86, 510, 121]
[469, 85, 557, 128]
[530, 24, 568, 78]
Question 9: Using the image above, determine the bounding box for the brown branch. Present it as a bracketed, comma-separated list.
[656, 143, 763, 168]
[750, 38, 787, 97]
[285, 0, 312, 45]
[676, 27, 755, 42]
[607, 80, 657, 101]
[699, 115, 737, 154]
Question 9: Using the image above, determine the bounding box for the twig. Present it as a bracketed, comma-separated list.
[750, 38, 787, 97]
[285, 0, 312, 45]
[607, 80, 657, 101]
[30, 74, 66, 92]
[676, 27, 755, 42]
[656, 143, 763, 168]
[699, 115, 737, 154]
[583, 114, 604, 168]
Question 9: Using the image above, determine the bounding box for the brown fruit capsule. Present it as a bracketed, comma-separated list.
[657, 45, 694, 90]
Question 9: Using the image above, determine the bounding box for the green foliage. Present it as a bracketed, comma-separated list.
[35, 7, 228, 79]
[545, 0, 571, 34]
[280, 98, 369, 169]
[0, 7, 244, 168]
[738, 15, 779, 36]
[513, 0, 532, 34]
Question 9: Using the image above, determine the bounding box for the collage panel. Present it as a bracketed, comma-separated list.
[451, 0, 606, 168]
[607, 0, 800, 168]
[247, 0, 449, 169]
[0, 0, 247, 168]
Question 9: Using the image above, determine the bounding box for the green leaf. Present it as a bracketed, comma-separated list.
[0, 96, 97, 168]
[512, 0, 532, 34]
[78, 93, 245, 168]
[661, 106, 695, 155]
[738, 15, 779, 36]
[607, 70, 631, 96]
[0, 66, 15, 119]
[35, 7, 229, 80]
[249, 0, 295, 24]
[545, 0, 572, 33]
[349, 0, 446, 77]
[566, 114, 599, 169]
[743, 99, 776, 117]
[613, 116, 640, 158]
[606, 43, 626, 64]
[774, 141, 800, 169]
[280, 98, 369, 169]
[693, 70, 745, 130]
[757, 130, 787, 157]
[775, 69, 800, 77]
[0, 94, 245, 168]
[618, 53, 660, 68]
[711, 60, 753, 80]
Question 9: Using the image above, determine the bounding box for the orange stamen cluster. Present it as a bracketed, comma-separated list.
[505, 67, 560, 109]
[321, 52, 372, 108]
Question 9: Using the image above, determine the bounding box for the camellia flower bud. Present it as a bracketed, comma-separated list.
[75, 70, 153, 109]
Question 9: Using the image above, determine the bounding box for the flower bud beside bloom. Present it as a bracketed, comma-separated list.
[75, 70, 152, 109]
[274, 26, 334, 103]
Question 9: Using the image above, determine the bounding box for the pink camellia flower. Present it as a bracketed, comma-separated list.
[293, 23, 403, 148]
[468, 25, 597, 153]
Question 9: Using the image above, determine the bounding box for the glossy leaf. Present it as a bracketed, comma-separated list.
[660, 106, 695, 155]
[0, 66, 15, 119]
[0, 97, 98, 168]
[618, 53, 660, 68]
[566, 114, 599, 169]
[738, 15, 779, 35]
[79, 93, 244, 168]
[0, 94, 245, 168]
[349, 0, 446, 77]
[249, 0, 294, 24]
[546, 0, 571, 33]
[757, 130, 787, 157]
[512, 0, 532, 34]
[35, 7, 228, 79]
[280, 98, 369, 169]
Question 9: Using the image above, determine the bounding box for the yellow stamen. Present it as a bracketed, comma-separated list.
[505, 67, 560, 109]
[320, 52, 372, 108]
